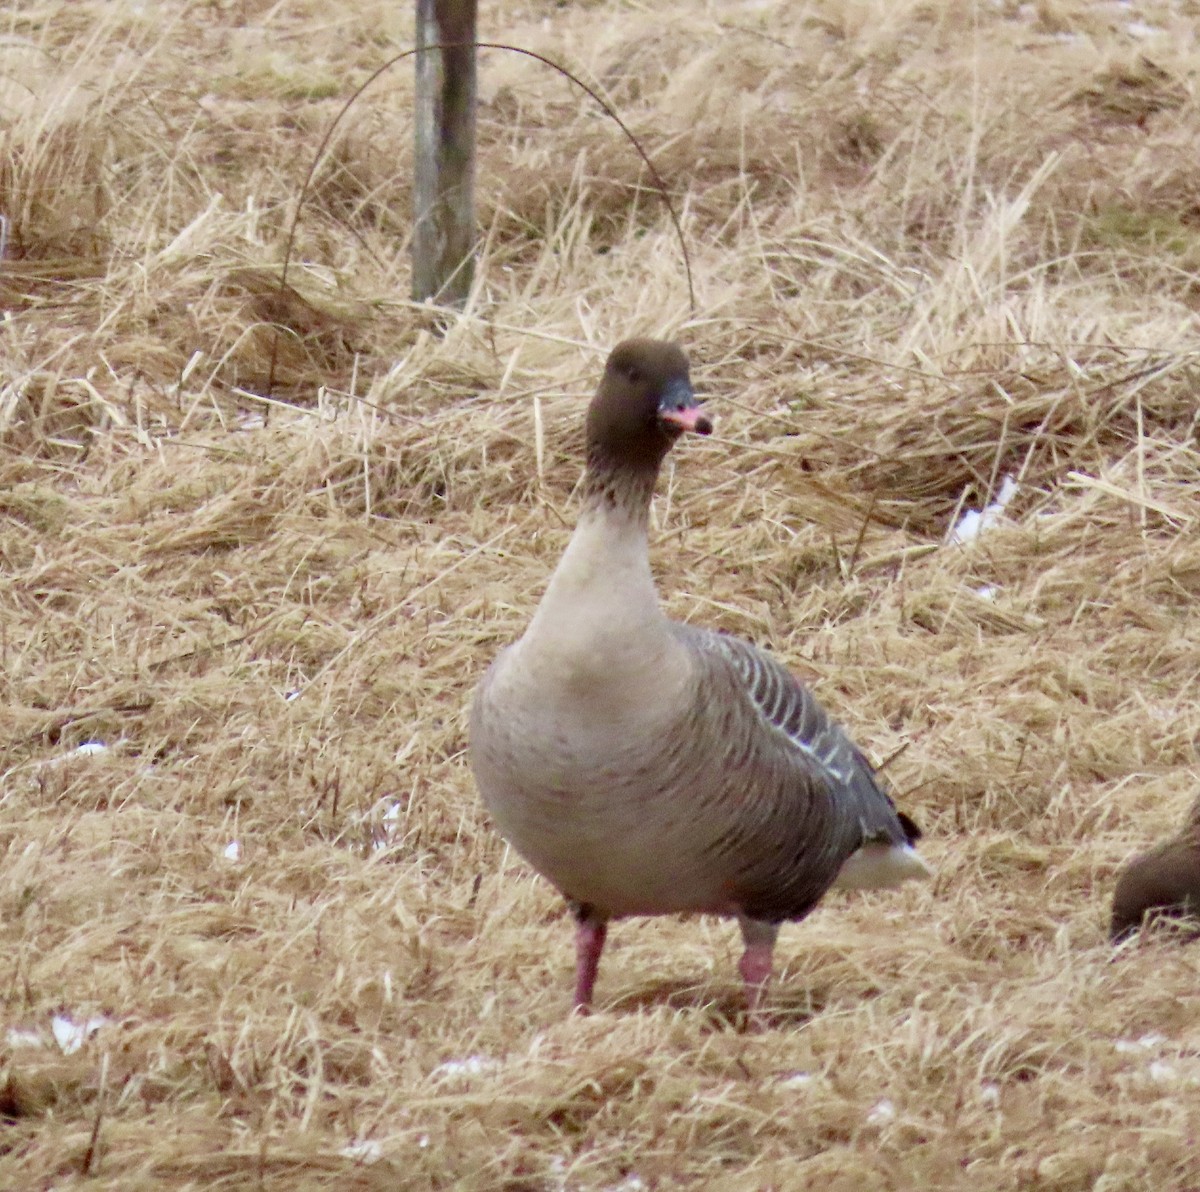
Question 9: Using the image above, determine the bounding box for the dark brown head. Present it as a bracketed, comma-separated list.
[586, 339, 712, 474]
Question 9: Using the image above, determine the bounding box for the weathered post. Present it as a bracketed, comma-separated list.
[412, 0, 477, 307]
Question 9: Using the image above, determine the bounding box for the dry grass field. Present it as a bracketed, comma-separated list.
[3, 0, 1200, 1186]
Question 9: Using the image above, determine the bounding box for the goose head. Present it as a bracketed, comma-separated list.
[586, 339, 712, 474]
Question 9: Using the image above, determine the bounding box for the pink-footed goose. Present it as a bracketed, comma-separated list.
[470, 339, 931, 1019]
[1111, 797, 1200, 941]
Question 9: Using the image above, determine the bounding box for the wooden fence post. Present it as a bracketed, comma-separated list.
[412, 0, 477, 307]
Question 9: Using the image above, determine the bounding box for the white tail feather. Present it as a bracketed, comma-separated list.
[831, 843, 933, 891]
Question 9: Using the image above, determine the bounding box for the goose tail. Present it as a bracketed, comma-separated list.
[830, 842, 933, 891]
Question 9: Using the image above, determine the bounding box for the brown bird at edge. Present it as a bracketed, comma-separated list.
[1111, 796, 1200, 941]
[469, 339, 931, 1023]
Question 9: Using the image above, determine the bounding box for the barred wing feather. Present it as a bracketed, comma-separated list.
[684, 627, 919, 852]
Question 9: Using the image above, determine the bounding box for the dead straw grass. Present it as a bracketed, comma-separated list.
[2, 0, 1200, 1187]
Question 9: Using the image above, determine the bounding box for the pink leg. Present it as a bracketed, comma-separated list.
[573, 913, 608, 1014]
[737, 917, 779, 1028]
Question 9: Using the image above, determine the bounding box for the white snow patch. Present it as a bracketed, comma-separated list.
[340, 1140, 382, 1164]
[1115, 1033, 1167, 1054]
[51, 1013, 109, 1055]
[34, 740, 111, 769]
[431, 1054, 499, 1081]
[1126, 21, 1165, 38]
[979, 1082, 1001, 1108]
[947, 475, 1018, 546]
[5, 1027, 44, 1049]
[1148, 1061, 1176, 1083]
[223, 840, 242, 862]
[776, 1070, 815, 1089]
[372, 800, 405, 852]
[866, 1098, 896, 1125]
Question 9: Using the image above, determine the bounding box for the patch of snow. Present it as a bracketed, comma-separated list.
[30, 740, 111, 770]
[947, 475, 1018, 546]
[1116, 1033, 1167, 1054]
[1148, 1061, 1176, 1083]
[6, 1027, 44, 1048]
[866, 1097, 896, 1125]
[979, 1082, 1001, 1108]
[975, 584, 997, 600]
[431, 1054, 499, 1081]
[223, 841, 241, 862]
[776, 1070, 815, 1089]
[1126, 21, 1166, 38]
[51, 1013, 109, 1055]
[372, 800, 405, 852]
[340, 1140, 382, 1164]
